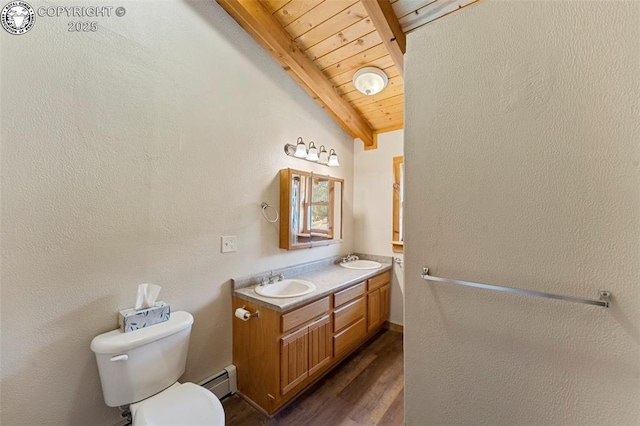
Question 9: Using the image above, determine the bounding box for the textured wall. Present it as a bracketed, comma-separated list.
[0, 2, 354, 425]
[404, 0, 640, 425]
[353, 130, 404, 325]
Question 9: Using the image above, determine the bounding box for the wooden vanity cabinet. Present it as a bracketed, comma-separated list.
[280, 314, 331, 395]
[232, 270, 391, 415]
[334, 297, 366, 333]
[279, 297, 332, 397]
[333, 285, 367, 358]
[380, 285, 391, 324]
[280, 324, 309, 395]
[367, 271, 391, 332]
[367, 290, 381, 332]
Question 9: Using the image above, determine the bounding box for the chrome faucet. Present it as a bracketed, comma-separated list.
[262, 270, 284, 285]
[341, 253, 360, 263]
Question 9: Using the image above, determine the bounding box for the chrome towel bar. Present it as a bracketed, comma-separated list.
[422, 267, 611, 308]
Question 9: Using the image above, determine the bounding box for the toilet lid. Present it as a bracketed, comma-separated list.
[132, 383, 225, 426]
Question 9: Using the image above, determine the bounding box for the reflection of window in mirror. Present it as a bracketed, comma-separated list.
[392, 156, 404, 252]
[306, 178, 334, 240]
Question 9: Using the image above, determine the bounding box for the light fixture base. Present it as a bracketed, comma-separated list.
[284, 139, 339, 167]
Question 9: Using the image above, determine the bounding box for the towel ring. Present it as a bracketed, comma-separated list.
[261, 202, 279, 223]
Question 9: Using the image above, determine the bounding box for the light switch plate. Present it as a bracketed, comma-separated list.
[221, 236, 237, 253]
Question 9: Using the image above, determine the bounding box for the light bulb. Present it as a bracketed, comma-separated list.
[328, 149, 339, 167]
[307, 141, 319, 162]
[318, 145, 329, 164]
[293, 137, 307, 158]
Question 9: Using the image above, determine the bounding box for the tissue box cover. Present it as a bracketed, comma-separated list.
[118, 301, 170, 333]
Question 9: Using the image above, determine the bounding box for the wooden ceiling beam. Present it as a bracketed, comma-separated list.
[217, 0, 375, 147]
[360, 0, 406, 76]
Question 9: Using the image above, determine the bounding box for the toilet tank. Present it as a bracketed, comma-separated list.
[90, 311, 194, 407]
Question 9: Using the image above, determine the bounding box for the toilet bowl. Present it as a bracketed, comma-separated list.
[90, 311, 225, 426]
[130, 382, 224, 426]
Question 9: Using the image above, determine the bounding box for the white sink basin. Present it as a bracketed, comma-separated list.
[339, 260, 382, 270]
[254, 279, 316, 298]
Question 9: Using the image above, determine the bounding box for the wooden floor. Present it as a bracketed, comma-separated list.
[223, 329, 404, 426]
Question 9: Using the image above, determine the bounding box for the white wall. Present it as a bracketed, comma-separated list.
[0, 2, 354, 425]
[354, 130, 404, 325]
[405, 1, 640, 425]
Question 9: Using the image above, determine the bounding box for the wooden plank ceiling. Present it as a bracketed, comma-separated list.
[218, 0, 479, 148]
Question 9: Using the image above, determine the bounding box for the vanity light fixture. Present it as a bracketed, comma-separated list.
[328, 149, 340, 167]
[317, 145, 329, 164]
[293, 137, 307, 158]
[284, 138, 340, 167]
[307, 141, 319, 162]
[352, 67, 388, 96]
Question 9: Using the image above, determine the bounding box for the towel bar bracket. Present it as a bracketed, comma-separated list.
[599, 290, 611, 307]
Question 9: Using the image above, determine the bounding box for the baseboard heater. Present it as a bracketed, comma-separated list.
[199, 364, 237, 400]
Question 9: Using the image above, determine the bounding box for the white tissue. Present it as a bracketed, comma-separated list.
[135, 283, 162, 310]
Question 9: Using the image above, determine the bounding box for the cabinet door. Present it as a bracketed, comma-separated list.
[367, 289, 380, 332]
[308, 315, 332, 376]
[380, 284, 390, 323]
[281, 326, 309, 395]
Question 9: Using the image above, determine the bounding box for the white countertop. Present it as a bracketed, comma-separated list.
[234, 262, 392, 312]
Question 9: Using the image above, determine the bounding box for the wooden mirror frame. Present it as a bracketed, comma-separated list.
[392, 156, 404, 253]
[279, 168, 344, 250]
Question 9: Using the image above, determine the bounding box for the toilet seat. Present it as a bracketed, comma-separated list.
[130, 382, 225, 426]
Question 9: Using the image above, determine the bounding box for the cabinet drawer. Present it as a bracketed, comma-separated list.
[333, 317, 367, 358]
[333, 297, 365, 333]
[333, 282, 366, 308]
[281, 297, 330, 333]
[367, 271, 391, 291]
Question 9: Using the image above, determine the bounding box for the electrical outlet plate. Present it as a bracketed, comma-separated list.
[221, 236, 237, 253]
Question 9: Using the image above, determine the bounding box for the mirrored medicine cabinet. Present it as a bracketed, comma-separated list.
[280, 168, 343, 250]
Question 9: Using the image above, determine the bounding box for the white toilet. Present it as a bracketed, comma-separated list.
[90, 311, 225, 425]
